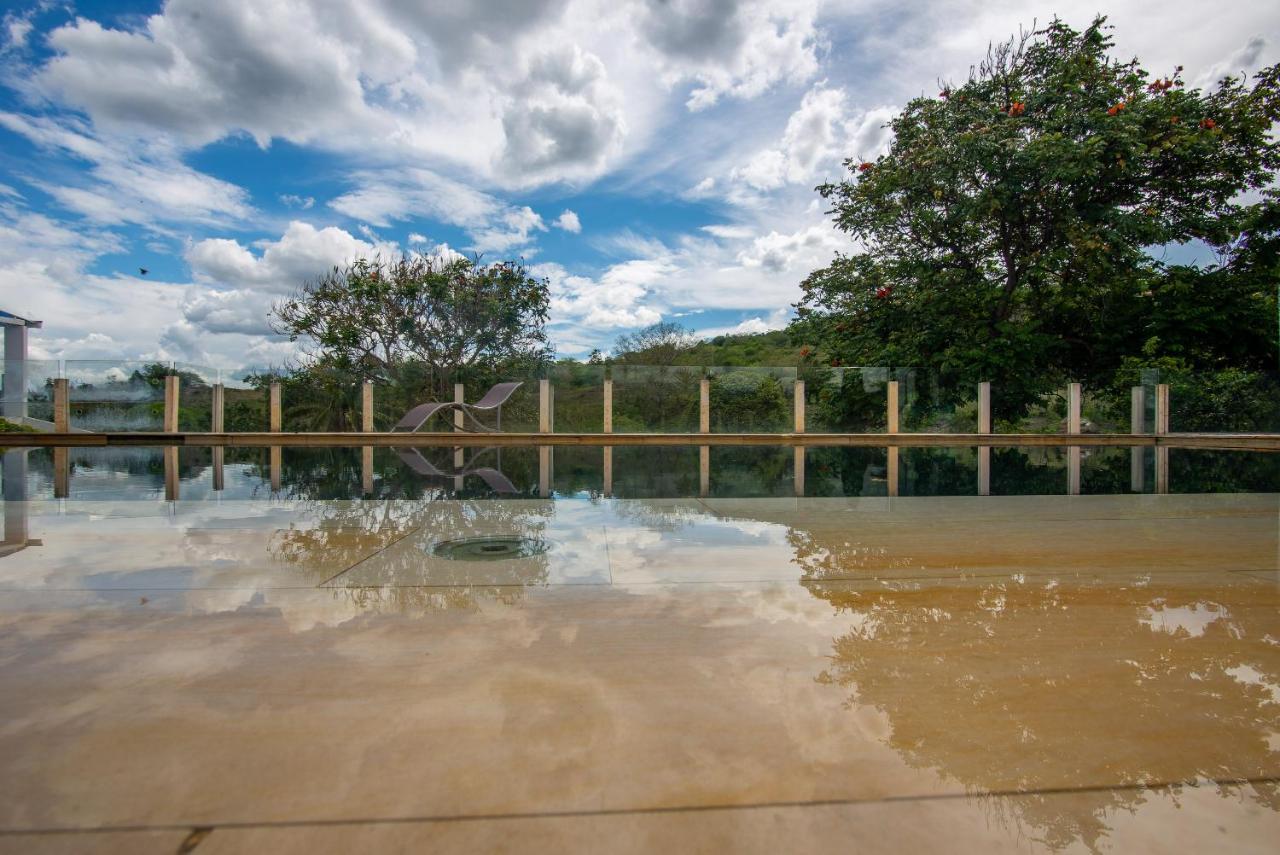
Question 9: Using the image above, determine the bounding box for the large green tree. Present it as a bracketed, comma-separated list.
[273, 253, 551, 380]
[792, 18, 1280, 415]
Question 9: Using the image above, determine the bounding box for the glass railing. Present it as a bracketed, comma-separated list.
[3, 359, 1276, 435]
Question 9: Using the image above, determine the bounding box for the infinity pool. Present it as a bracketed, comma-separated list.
[1, 445, 1278, 852]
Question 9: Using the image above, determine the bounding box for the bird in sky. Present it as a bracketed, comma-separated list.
[138, 268, 149, 276]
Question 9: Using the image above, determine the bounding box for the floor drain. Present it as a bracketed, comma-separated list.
[428, 535, 551, 561]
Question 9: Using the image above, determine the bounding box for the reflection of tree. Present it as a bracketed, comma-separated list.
[269, 497, 556, 613]
[797, 559, 1280, 852]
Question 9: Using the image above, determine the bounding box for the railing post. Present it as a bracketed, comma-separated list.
[164, 374, 179, 433]
[212, 383, 225, 433]
[603, 378, 613, 434]
[539, 378, 552, 433]
[794, 379, 805, 433]
[699, 375, 710, 434]
[1130, 386, 1145, 492]
[886, 380, 899, 433]
[1066, 382, 1081, 435]
[362, 380, 374, 432]
[794, 447, 805, 497]
[454, 383, 465, 486]
[52, 378, 69, 433]
[269, 382, 281, 432]
[977, 382, 991, 434]
[1155, 383, 1170, 494]
[977, 381, 991, 496]
[699, 445, 710, 497]
[1066, 382, 1082, 495]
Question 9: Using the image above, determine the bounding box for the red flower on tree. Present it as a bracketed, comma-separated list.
[939, 88, 951, 99]
[858, 161, 873, 172]
[1107, 101, 1126, 116]
[1007, 101, 1025, 117]
[799, 345, 812, 357]
[1200, 118, 1216, 129]
[875, 286, 893, 299]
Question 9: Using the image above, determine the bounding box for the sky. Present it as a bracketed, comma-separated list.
[0, 0, 1277, 367]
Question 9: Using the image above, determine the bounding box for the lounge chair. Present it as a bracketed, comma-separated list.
[395, 447, 519, 494]
[391, 381, 522, 433]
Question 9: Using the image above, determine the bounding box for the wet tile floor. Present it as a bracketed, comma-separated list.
[0, 494, 1278, 853]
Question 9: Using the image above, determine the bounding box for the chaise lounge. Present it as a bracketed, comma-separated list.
[391, 381, 523, 433]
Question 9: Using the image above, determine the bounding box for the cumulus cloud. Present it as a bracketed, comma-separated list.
[554, 209, 582, 233]
[640, 0, 823, 110]
[27, 0, 830, 190]
[185, 220, 394, 295]
[329, 169, 549, 253]
[731, 84, 895, 193]
[279, 194, 314, 209]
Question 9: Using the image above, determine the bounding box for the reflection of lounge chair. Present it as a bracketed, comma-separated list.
[395, 447, 519, 494]
[391, 382, 522, 433]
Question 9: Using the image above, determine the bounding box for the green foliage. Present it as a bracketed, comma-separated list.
[273, 253, 551, 390]
[708, 370, 789, 432]
[0, 417, 37, 433]
[792, 17, 1280, 418]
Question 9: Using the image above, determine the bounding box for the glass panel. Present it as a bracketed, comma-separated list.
[549, 363, 604, 433]
[64, 360, 168, 431]
[706, 366, 794, 433]
[611, 365, 701, 433]
[802, 366, 889, 433]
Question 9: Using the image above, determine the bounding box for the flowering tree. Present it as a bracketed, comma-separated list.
[792, 17, 1280, 415]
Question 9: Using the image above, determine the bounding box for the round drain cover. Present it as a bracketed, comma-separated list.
[428, 535, 551, 561]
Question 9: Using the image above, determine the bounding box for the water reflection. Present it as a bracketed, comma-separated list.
[801, 570, 1280, 851]
[6, 444, 1280, 501]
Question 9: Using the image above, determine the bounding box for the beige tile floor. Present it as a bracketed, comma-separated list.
[0, 494, 1278, 853]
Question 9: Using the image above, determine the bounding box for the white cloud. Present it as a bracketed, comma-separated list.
[731, 84, 894, 193]
[0, 112, 252, 227]
[185, 220, 395, 295]
[328, 169, 547, 253]
[407, 232, 428, 245]
[279, 194, 315, 210]
[554, 209, 582, 233]
[28, 0, 828, 190]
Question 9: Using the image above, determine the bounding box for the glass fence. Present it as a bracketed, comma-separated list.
[2, 360, 1275, 434]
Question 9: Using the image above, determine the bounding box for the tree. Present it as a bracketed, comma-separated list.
[612, 321, 699, 364]
[791, 17, 1280, 417]
[273, 253, 552, 381]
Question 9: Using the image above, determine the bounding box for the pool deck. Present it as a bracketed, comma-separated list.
[0, 494, 1278, 852]
[9, 430, 1280, 450]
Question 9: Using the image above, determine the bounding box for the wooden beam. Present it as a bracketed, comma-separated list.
[978, 382, 992, 433]
[603, 378, 613, 434]
[1067, 382, 1081, 435]
[52, 378, 69, 433]
[1130, 386, 1145, 493]
[362, 381, 374, 432]
[212, 384, 225, 433]
[11, 431, 1280, 451]
[164, 374, 180, 433]
[699, 376, 710, 434]
[539, 379, 551, 434]
[794, 380, 805, 434]
[1155, 383, 1170, 493]
[887, 381, 899, 434]
[269, 383, 282, 433]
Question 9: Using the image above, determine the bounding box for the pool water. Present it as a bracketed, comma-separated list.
[1, 445, 1278, 851]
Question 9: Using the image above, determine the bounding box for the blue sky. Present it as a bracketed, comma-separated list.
[0, 0, 1276, 366]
